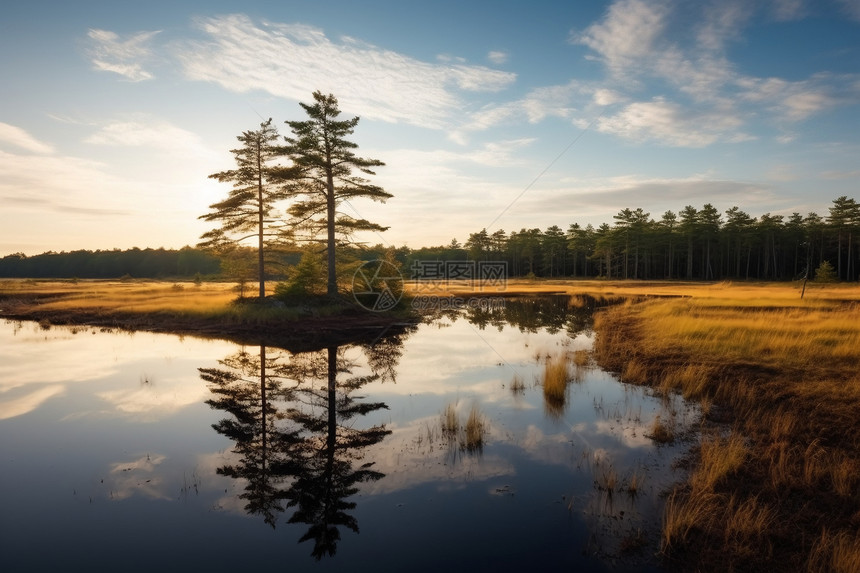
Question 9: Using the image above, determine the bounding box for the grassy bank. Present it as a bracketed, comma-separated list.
[0, 279, 416, 350]
[591, 285, 860, 572]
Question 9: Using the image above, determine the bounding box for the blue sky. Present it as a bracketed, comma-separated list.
[2, 0, 859, 255]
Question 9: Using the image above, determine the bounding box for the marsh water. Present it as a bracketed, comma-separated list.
[0, 296, 696, 572]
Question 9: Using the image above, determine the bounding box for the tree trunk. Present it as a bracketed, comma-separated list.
[257, 139, 265, 299]
[686, 238, 693, 280]
[260, 345, 267, 464]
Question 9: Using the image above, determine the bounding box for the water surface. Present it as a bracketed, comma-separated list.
[0, 297, 696, 571]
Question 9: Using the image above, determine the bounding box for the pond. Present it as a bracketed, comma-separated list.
[0, 296, 697, 572]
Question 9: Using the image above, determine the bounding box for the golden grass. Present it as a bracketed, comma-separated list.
[406, 278, 860, 306]
[589, 282, 860, 571]
[543, 353, 570, 407]
[441, 402, 459, 439]
[663, 490, 720, 549]
[691, 433, 747, 492]
[572, 349, 590, 368]
[647, 415, 675, 444]
[808, 530, 860, 573]
[463, 405, 487, 453]
[440, 402, 487, 454]
[0, 279, 240, 315]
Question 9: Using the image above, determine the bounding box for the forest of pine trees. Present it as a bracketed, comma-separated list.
[418, 196, 860, 282]
[2, 196, 858, 283]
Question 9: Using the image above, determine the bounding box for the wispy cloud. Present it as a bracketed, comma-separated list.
[0, 122, 54, 154]
[84, 118, 214, 158]
[488, 50, 508, 64]
[770, 0, 807, 21]
[0, 149, 140, 214]
[738, 72, 859, 121]
[176, 14, 516, 130]
[0, 385, 65, 420]
[593, 97, 751, 147]
[87, 28, 160, 81]
[568, 0, 860, 147]
[525, 174, 778, 216]
[574, 0, 670, 74]
[458, 80, 589, 137]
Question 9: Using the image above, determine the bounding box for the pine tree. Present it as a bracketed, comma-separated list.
[199, 119, 293, 298]
[282, 92, 392, 297]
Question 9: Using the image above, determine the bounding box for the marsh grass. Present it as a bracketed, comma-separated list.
[595, 465, 618, 493]
[625, 469, 643, 498]
[691, 433, 747, 492]
[509, 373, 526, 395]
[542, 353, 570, 417]
[647, 415, 675, 444]
[0, 279, 410, 338]
[0, 279, 239, 315]
[441, 403, 459, 440]
[440, 402, 488, 454]
[592, 284, 860, 571]
[408, 279, 860, 307]
[462, 405, 487, 453]
[807, 529, 860, 573]
[572, 349, 591, 368]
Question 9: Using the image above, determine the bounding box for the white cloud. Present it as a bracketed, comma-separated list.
[524, 174, 778, 217]
[0, 122, 54, 154]
[780, 90, 836, 120]
[0, 149, 130, 204]
[738, 73, 860, 122]
[0, 385, 65, 420]
[573, 0, 669, 73]
[696, 1, 750, 52]
[87, 28, 160, 81]
[569, 0, 860, 147]
[488, 50, 508, 64]
[592, 88, 625, 106]
[595, 97, 748, 147]
[84, 118, 214, 158]
[457, 81, 586, 136]
[176, 15, 516, 130]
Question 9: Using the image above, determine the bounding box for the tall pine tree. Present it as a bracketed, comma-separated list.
[282, 92, 392, 297]
[199, 119, 293, 298]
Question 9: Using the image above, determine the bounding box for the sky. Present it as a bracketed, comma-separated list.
[2, 0, 860, 256]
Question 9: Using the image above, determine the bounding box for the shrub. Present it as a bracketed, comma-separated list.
[814, 260, 837, 283]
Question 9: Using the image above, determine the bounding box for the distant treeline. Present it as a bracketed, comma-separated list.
[3, 196, 858, 282]
[0, 247, 221, 279]
[408, 196, 860, 282]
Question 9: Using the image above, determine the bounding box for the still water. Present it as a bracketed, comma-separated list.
[0, 297, 696, 572]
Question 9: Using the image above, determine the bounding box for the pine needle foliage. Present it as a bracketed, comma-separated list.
[282, 92, 392, 296]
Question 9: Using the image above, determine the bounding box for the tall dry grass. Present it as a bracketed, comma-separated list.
[0, 279, 240, 315]
[542, 352, 569, 416]
[406, 278, 860, 307]
[440, 402, 487, 454]
[592, 286, 860, 572]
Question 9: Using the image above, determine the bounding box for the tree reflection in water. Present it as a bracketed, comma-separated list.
[201, 331, 409, 559]
[201, 296, 602, 559]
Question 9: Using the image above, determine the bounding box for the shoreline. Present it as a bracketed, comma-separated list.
[0, 286, 419, 352]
